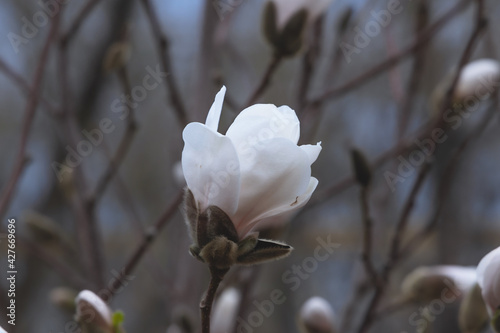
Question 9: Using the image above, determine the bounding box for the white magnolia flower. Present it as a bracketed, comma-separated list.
[211, 288, 241, 333]
[75, 290, 113, 330]
[182, 86, 321, 239]
[455, 58, 500, 101]
[401, 265, 477, 302]
[0, 325, 7, 333]
[272, 0, 333, 29]
[477, 246, 500, 315]
[299, 296, 337, 333]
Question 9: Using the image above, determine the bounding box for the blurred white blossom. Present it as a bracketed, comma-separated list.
[75, 290, 113, 331]
[211, 287, 241, 333]
[299, 296, 337, 333]
[477, 246, 500, 316]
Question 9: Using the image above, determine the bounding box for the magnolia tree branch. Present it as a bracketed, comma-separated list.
[141, 0, 189, 126]
[0, 58, 59, 116]
[306, 0, 474, 109]
[105, 190, 183, 300]
[89, 67, 137, 207]
[0, 11, 60, 221]
[61, 0, 103, 45]
[359, 186, 379, 287]
[354, 1, 487, 331]
[245, 54, 283, 108]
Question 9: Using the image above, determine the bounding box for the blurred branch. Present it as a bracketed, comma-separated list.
[359, 186, 379, 287]
[297, 16, 324, 110]
[19, 237, 88, 289]
[105, 190, 183, 300]
[307, 0, 474, 109]
[58, 17, 105, 289]
[140, 0, 189, 126]
[0, 12, 60, 221]
[0, 58, 59, 116]
[401, 100, 497, 259]
[61, 0, 103, 45]
[354, 2, 487, 330]
[244, 54, 283, 107]
[89, 67, 137, 208]
[397, 1, 429, 139]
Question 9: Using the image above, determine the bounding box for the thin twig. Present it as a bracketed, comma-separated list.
[401, 100, 497, 259]
[307, 0, 473, 109]
[359, 186, 379, 287]
[105, 190, 183, 300]
[61, 0, 102, 45]
[0, 58, 59, 116]
[140, 0, 189, 126]
[397, 1, 429, 139]
[355, 3, 487, 330]
[244, 55, 283, 108]
[89, 67, 137, 207]
[0, 12, 60, 221]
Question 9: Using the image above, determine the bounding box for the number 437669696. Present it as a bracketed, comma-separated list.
[7, 218, 15, 270]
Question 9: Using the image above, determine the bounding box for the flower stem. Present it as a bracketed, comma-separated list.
[200, 267, 228, 333]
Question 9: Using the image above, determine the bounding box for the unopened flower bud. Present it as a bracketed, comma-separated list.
[401, 265, 476, 303]
[350, 148, 372, 187]
[458, 283, 489, 333]
[454, 59, 500, 102]
[50, 287, 78, 312]
[24, 211, 71, 248]
[211, 288, 241, 333]
[103, 42, 131, 73]
[75, 290, 113, 332]
[299, 296, 337, 333]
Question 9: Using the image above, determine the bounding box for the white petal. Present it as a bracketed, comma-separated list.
[226, 104, 300, 148]
[477, 247, 500, 313]
[300, 142, 322, 165]
[252, 177, 318, 233]
[182, 123, 240, 215]
[231, 138, 311, 237]
[205, 86, 227, 132]
[75, 290, 112, 327]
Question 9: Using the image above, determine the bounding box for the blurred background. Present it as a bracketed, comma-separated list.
[1, 0, 500, 332]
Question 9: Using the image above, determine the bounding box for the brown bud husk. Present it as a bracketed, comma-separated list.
[350, 149, 372, 187]
[183, 188, 292, 269]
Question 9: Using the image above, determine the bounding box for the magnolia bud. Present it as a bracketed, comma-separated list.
[50, 287, 78, 312]
[211, 288, 241, 333]
[401, 266, 476, 303]
[103, 42, 131, 73]
[262, 2, 308, 57]
[24, 211, 65, 243]
[75, 290, 113, 332]
[299, 296, 337, 333]
[454, 59, 500, 102]
[458, 283, 489, 333]
[350, 148, 372, 187]
[431, 58, 500, 116]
